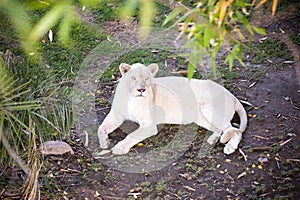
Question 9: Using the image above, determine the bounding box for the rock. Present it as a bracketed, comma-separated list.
[258, 157, 268, 163]
[39, 140, 74, 156]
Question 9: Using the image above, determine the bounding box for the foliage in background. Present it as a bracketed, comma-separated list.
[0, 0, 101, 60]
[0, 56, 42, 197]
[162, 0, 279, 78]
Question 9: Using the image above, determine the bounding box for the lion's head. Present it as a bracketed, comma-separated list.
[119, 63, 159, 98]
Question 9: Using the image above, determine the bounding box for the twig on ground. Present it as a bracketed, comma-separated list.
[239, 148, 248, 161]
[279, 138, 293, 146]
[84, 130, 89, 146]
[253, 135, 269, 140]
[183, 185, 196, 192]
[127, 192, 141, 198]
[287, 158, 300, 163]
[252, 146, 273, 151]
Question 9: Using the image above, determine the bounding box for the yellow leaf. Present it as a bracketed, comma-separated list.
[252, 164, 256, 168]
[137, 143, 144, 147]
[129, 189, 135, 193]
[258, 165, 263, 169]
[272, 0, 278, 16]
[225, 159, 231, 163]
[237, 171, 247, 179]
[218, 0, 228, 27]
[256, 0, 267, 8]
[94, 191, 100, 197]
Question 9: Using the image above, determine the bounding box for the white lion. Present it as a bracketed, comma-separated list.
[97, 63, 247, 155]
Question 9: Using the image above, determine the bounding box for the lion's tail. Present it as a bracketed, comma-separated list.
[235, 100, 247, 133]
[220, 100, 247, 144]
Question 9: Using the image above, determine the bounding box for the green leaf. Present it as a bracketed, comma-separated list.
[188, 51, 198, 80]
[203, 25, 214, 48]
[163, 6, 184, 27]
[171, 8, 198, 29]
[253, 27, 266, 35]
[27, 2, 67, 44]
[235, 11, 253, 35]
[118, 0, 139, 19]
[79, 0, 102, 7]
[59, 4, 78, 44]
[225, 44, 245, 71]
[139, 0, 156, 37]
[0, 0, 34, 55]
[188, 61, 195, 80]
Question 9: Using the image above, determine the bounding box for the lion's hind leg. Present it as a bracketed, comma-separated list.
[223, 132, 242, 155]
[220, 127, 242, 154]
[220, 127, 241, 143]
[194, 110, 223, 146]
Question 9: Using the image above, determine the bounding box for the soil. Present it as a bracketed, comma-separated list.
[1, 2, 300, 200]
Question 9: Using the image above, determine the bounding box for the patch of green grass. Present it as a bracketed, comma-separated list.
[251, 38, 293, 70]
[0, 13, 20, 52]
[153, 2, 172, 27]
[89, 0, 118, 23]
[253, 184, 267, 194]
[278, 184, 295, 192]
[218, 66, 243, 88]
[155, 179, 167, 192]
[276, 0, 300, 14]
[290, 33, 300, 47]
[274, 193, 294, 200]
[100, 49, 186, 82]
[141, 181, 152, 193]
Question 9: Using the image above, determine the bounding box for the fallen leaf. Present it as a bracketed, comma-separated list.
[94, 191, 100, 197]
[183, 185, 196, 191]
[137, 143, 144, 147]
[237, 172, 247, 179]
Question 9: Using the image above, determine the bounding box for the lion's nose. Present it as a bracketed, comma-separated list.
[137, 88, 146, 93]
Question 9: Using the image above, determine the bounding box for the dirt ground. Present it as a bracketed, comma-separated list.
[1, 2, 299, 200]
[44, 62, 300, 200]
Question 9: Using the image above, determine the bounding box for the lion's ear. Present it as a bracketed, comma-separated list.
[148, 63, 159, 76]
[119, 63, 131, 76]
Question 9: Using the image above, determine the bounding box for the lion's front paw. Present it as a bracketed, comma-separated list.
[111, 142, 130, 155]
[223, 143, 236, 155]
[207, 130, 222, 145]
[99, 135, 110, 149]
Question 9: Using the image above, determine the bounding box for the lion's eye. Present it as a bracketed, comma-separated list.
[145, 77, 150, 81]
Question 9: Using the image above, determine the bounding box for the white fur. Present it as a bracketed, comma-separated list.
[97, 63, 247, 155]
